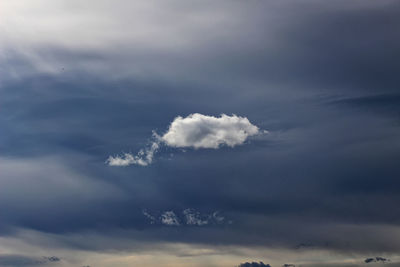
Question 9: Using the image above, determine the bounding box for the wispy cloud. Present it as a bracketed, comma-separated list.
[142, 209, 156, 225]
[142, 209, 227, 227]
[160, 211, 180, 226]
[183, 209, 209, 226]
[106, 132, 160, 166]
[107, 113, 263, 166]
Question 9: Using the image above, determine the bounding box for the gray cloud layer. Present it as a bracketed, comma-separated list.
[0, 254, 60, 267]
[1, 0, 400, 266]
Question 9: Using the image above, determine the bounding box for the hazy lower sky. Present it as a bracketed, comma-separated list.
[1, 1, 400, 266]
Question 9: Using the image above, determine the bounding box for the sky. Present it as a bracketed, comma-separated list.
[1, 0, 400, 266]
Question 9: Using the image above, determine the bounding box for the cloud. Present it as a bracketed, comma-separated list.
[160, 211, 180, 226]
[0, 157, 126, 233]
[237, 262, 271, 267]
[295, 243, 315, 250]
[365, 257, 390, 263]
[106, 132, 160, 166]
[162, 113, 260, 149]
[142, 209, 227, 226]
[142, 209, 156, 225]
[107, 113, 262, 166]
[183, 209, 209, 226]
[42, 257, 60, 262]
[211, 211, 226, 224]
[0, 255, 60, 267]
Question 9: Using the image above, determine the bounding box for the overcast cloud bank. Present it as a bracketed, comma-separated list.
[2, 0, 400, 266]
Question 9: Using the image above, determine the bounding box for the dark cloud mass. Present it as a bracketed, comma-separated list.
[1, 0, 400, 266]
[365, 257, 390, 263]
[0, 255, 60, 267]
[237, 262, 271, 267]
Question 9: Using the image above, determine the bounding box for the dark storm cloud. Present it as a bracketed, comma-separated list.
[365, 257, 390, 263]
[237, 262, 271, 267]
[0, 0, 400, 261]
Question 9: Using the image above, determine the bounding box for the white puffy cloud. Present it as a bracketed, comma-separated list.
[162, 113, 260, 149]
[107, 113, 262, 166]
